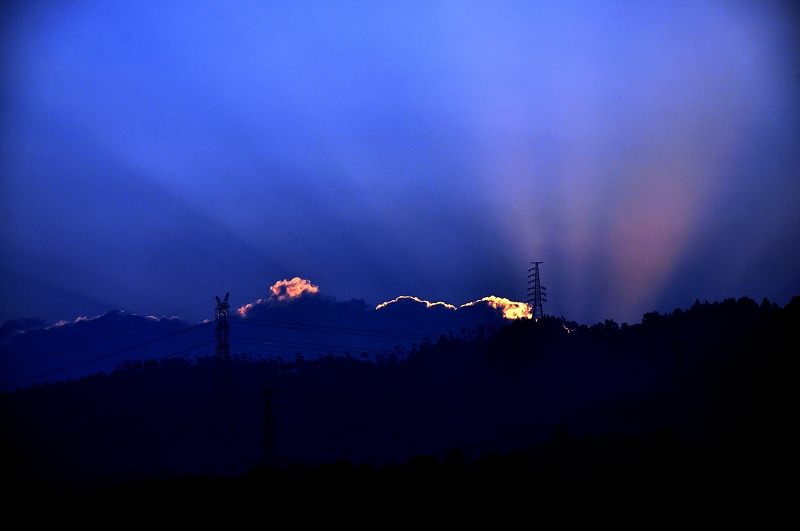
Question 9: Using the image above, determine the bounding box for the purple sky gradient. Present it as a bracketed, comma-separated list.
[1, 1, 798, 325]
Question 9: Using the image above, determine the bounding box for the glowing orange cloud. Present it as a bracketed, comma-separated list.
[237, 304, 255, 317]
[270, 277, 319, 300]
[375, 296, 457, 311]
[460, 296, 532, 320]
[376, 295, 531, 320]
[238, 277, 320, 317]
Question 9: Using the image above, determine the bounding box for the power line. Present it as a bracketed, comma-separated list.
[499, 273, 531, 300]
[229, 336, 405, 356]
[229, 293, 510, 330]
[7, 283, 515, 388]
[235, 317, 433, 340]
[168, 298, 216, 316]
[2, 299, 216, 374]
[229, 294, 384, 318]
[3, 321, 214, 388]
[153, 340, 217, 361]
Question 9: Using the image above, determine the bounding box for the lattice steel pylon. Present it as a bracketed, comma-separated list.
[214, 293, 231, 362]
[527, 262, 547, 320]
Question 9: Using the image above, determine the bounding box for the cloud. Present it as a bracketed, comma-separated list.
[238, 278, 320, 317]
[460, 297, 532, 320]
[0, 318, 47, 343]
[377, 294, 531, 320]
[47, 314, 104, 329]
[375, 296, 458, 311]
[271, 277, 319, 300]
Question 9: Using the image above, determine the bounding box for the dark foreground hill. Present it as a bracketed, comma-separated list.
[11, 427, 786, 524]
[2, 296, 796, 518]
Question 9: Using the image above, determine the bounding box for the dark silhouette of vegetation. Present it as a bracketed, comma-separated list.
[2, 426, 772, 523]
[2, 296, 796, 520]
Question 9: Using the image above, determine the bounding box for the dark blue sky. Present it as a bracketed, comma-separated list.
[1, 1, 799, 326]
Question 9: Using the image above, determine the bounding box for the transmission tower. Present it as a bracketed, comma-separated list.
[527, 262, 547, 320]
[214, 293, 231, 362]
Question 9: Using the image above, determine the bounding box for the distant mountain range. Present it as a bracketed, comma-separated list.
[1, 278, 526, 390]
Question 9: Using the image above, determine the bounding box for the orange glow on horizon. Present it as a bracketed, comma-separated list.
[237, 277, 320, 317]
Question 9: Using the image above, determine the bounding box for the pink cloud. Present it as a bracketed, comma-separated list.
[270, 277, 319, 300]
[237, 277, 320, 317]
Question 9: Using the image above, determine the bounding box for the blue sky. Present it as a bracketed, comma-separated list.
[1, 1, 798, 325]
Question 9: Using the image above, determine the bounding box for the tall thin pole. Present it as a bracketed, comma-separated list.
[214, 293, 231, 362]
[527, 262, 547, 320]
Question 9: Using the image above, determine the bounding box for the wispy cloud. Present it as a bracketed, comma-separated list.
[375, 296, 458, 311]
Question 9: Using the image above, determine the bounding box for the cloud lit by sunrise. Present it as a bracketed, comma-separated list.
[460, 297, 532, 320]
[270, 277, 319, 300]
[238, 278, 320, 317]
[375, 296, 457, 311]
[47, 314, 101, 329]
[376, 295, 531, 320]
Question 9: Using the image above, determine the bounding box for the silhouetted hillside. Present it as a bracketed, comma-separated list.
[2, 296, 796, 508]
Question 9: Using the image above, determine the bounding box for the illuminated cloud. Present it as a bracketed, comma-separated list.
[47, 314, 100, 329]
[377, 295, 531, 320]
[43, 312, 168, 329]
[271, 277, 319, 300]
[237, 303, 256, 317]
[460, 297, 532, 320]
[375, 296, 458, 311]
[238, 277, 320, 317]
